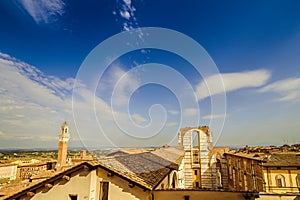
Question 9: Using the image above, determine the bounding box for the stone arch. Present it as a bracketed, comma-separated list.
[169, 171, 178, 188]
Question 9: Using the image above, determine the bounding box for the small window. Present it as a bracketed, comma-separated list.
[184, 195, 190, 200]
[69, 194, 78, 200]
[195, 182, 199, 188]
[276, 174, 285, 188]
[194, 170, 197, 175]
[100, 181, 109, 200]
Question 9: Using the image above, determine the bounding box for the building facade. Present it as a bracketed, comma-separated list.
[178, 126, 222, 189]
[224, 147, 300, 200]
[0, 164, 17, 184]
[262, 153, 300, 194]
[224, 152, 264, 192]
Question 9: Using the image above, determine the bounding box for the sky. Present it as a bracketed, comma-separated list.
[0, 0, 300, 149]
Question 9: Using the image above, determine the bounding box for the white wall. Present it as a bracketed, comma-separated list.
[28, 169, 99, 200]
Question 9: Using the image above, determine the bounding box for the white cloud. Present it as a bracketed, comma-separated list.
[202, 114, 226, 120]
[0, 52, 157, 148]
[18, 0, 65, 24]
[196, 69, 271, 100]
[259, 77, 300, 102]
[120, 10, 131, 20]
[183, 108, 199, 117]
[123, 0, 132, 6]
[0, 53, 74, 144]
[103, 65, 139, 106]
[115, 0, 140, 33]
[168, 110, 179, 115]
[166, 122, 178, 127]
[131, 114, 147, 125]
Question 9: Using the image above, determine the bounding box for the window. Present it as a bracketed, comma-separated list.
[184, 195, 190, 200]
[99, 181, 109, 200]
[69, 194, 77, 200]
[195, 182, 199, 188]
[229, 165, 232, 179]
[276, 174, 285, 188]
[194, 170, 197, 175]
[192, 131, 199, 148]
[244, 174, 248, 191]
[233, 169, 236, 188]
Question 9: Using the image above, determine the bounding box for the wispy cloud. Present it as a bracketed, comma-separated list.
[183, 108, 199, 117]
[259, 77, 300, 102]
[202, 114, 226, 120]
[131, 113, 147, 125]
[98, 65, 139, 106]
[196, 69, 271, 100]
[0, 52, 73, 144]
[18, 0, 65, 24]
[114, 0, 138, 31]
[0, 52, 152, 148]
[166, 122, 178, 127]
[168, 110, 179, 115]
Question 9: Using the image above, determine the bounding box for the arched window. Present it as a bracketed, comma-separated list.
[170, 171, 178, 188]
[276, 174, 285, 188]
[192, 131, 199, 148]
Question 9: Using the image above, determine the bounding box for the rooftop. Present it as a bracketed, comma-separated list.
[98, 147, 184, 190]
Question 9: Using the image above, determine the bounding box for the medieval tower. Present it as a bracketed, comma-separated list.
[57, 121, 70, 170]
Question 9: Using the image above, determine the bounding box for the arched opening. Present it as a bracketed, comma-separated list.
[192, 131, 200, 164]
[170, 172, 178, 188]
[276, 174, 285, 188]
[192, 131, 199, 148]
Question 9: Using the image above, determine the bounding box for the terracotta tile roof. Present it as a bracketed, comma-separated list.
[263, 153, 300, 167]
[98, 147, 184, 190]
[1, 162, 96, 200]
[225, 151, 300, 167]
[30, 170, 56, 180]
[224, 151, 266, 161]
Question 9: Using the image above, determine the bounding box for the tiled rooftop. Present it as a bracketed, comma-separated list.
[263, 153, 300, 167]
[98, 147, 184, 189]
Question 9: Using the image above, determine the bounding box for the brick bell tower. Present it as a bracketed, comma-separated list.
[56, 121, 70, 170]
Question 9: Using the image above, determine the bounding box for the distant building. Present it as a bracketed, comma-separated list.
[18, 163, 48, 180]
[2, 155, 258, 200]
[262, 153, 300, 194]
[0, 164, 17, 185]
[56, 121, 70, 170]
[224, 152, 265, 192]
[70, 150, 94, 165]
[224, 146, 300, 200]
[3, 147, 186, 200]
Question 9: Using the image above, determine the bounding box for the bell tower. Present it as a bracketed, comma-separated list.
[56, 121, 70, 170]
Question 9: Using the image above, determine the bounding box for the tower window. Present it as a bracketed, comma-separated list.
[194, 170, 197, 175]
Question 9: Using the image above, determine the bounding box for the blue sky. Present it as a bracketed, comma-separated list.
[0, 0, 300, 149]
